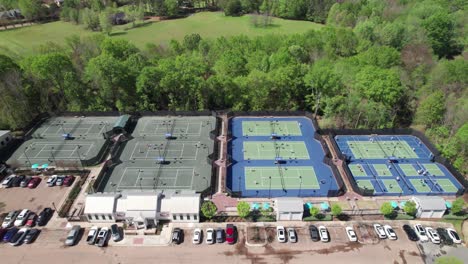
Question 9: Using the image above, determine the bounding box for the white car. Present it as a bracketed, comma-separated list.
[318, 226, 329, 242]
[446, 228, 461, 244]
[414, 224, 429, 242]
[47, 175, 58, 187]
[206, 228, 215, 244]
[1, 210, 19, 228]
[14, 209, 30, 227]
[373, 224, 387, 239]
[277, 226, 286, 243]
[2, 175, 15, 187]
[86, 226, 99, 245]
[425, 227, 440, 244]
[346, 227, 357, 242]
[383, 225, 397, 240]
[287, 228, 297, 243]
[193, 228, 202, 244]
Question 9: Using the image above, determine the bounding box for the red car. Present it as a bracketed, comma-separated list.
[63, 175, 75, 187]
[26, 213, 37, 227]
[226, 224, 236, 244]
[27, 177, 41, 188]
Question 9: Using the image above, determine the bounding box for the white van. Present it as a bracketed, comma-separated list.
[14, 209, 30, 227]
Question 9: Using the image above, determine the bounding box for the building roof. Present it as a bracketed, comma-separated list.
[412, 196, 446, 211]
[160, 193, 200, 214]
[113, 115, 130, 129]
[0, 130, 10, 137]
[275, 198, 304, 212]
[84, 194, 119, 214]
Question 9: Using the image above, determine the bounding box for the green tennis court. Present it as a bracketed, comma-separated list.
[244, 166, 319, 190]
[399, 164, 419, 176]
[373, 164, 392, 176]
[410, 179, 432, 192]
[242, 121, 302, 136]
[356, 179, 375, 192]
[349, 164, 367, 176]
[382, 179, 402, 193]
[436, 179, 458, 192]
[348, 140, 418, 159]
[423, 163, 445, 176]
[243, 141, 310, 160]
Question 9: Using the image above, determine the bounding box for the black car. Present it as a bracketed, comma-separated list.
[12, 175, 25, 187]
[403, 225, 419, 241]
[23, 228, 40, 244]
[436, 228, 453, 245]
[36, 207, 53, 226]
[309, 225, 320, 241]
[3, 227, 18, 242]
[0, 228, 8, 240]
[172, 228, 183, 244]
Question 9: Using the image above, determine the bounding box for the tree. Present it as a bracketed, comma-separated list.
[451, 198, 465, 215]
[164, 0, 179, 17]
[309, 206, 320, 217]
[183, 33, 202, 51]
[380, 202, 394, 216]
[237, 201, 250, 218]
[201, 201, 217, 219]
[403, 201, 417, 217]
[18, 0, 42, 20]
[354, 66, 403, 106]
[415, 91, 445, 128]
[99, 9, 113, 36]
[224, 0, 242, 16]
[81, 8, 100, 31]
[423, 11, 460, 58]
[331, 204, 342, 217]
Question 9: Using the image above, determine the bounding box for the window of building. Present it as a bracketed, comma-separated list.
[194, 215, 197, 220]
[94, 214, 99, 220]
[88, 215, 93, 220]
[0, 141, 4, 146]
[179, 215, 183, 220]
[186, 214, 190, 220]
[173, 215, 176, 220]
[5, 137, 9, 142]
[108, 214, 113, 220]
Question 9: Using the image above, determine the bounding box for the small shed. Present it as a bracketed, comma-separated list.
[411, 196, 446, 218]
[275, 198, 304, 221]
[112, 115, 130, 134]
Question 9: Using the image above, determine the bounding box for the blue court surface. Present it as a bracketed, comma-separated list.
[335, 135, 464, 196]
[227, 117, 340, 197]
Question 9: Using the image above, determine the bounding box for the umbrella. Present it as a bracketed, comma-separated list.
[399, 201, 406, 208]
[263, 203, 270, 210]
[41, 164, 49, 169]
[445, 201, 452, 209]
[320, 202, 329, 210]
[31, 164, 39, 169]
[305, 202, 313, 209]
[390, 201, 398, 209]
[251, 203, 259, 210]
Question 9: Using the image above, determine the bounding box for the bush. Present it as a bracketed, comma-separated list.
[237, 201, 250, 218]
[310, 207, 320, 217]
[224, 0, 242, 16]
[380, 202, 394, 217]
[331, 204, 342, 217]
[403, 201, 417, 216]
[201, 201, 217, 219]
[452, 198, 465, 215]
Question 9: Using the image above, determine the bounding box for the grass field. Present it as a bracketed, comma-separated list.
[0, 12, 323, 55]
[244, 166, 319, 190]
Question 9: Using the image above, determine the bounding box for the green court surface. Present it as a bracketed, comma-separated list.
[382, 179, 403, 193]
[356, 179, 375, 192]
[410, 179, 432, 193]
[399, 164, 419, 176]
[243, 141, 309, 160]
[349, 164, 367, 176]
[436, 179, 458, 192]
[373, 164, 392, 176]
[244, 166, 319, 190]
[422, 164, 445, 176]
[242, 121, 302, 136]
[348, 140, 418, 159]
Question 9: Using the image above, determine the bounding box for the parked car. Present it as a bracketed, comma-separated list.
[216, 228, 225, 243]
[36, 207, 53, 226]
[374, 224, 387, 239]
[2, 210, 19, 228]
[20, 176, 32, 188]
[3, 227, 18, 242]
[47, 175, 58, 187]
[1, 175, 15, 187]
[23, 228, 40, 244]
[287, 228, 297, 243]
[436, 228, 453, 245]
[446, 228, 461, 244]
[171, 228, 183, 245]
[27, 177, 41, 188]
[96, 227, 109, 247]
[319, 226, 329, 242]
[346, 227, 358, 242]
[414, 224, 429, 242]
[403, 225, 419, 241]
[14, 209, 30, 227]
[383, 225, 397, 240]
[56, 176, 65, 186]
[110, 224, 121, 242]
[25, 213, 36, 227]
[277, 226, 286, 243]
[193, 228, 202, 244]
[86, 226, 99, 245]
[65, 225, 81, 246]
[226, 224, 236, 244]
[12, 175, 25, 187]
[10, 227, 29, 246]
[309, 225, 320, 242]
[425, 227, 440, 244]
[0, 228, 8, 241]
[63, 175, 75, 187]
[206, 228, 215, 244]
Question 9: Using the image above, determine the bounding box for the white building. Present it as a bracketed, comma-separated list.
[275, 198, 304, 221]
[411, 196, 447, 218]
[84, 191, 200, 228]
[0, 130, 12, 149]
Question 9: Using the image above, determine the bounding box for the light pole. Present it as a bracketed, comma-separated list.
[268, 176, 272, 199]
[23, 146, 32, 167]
[298, 176, 302, 197]
[76, 145, 83, 169]
[50, 147, 57, 167]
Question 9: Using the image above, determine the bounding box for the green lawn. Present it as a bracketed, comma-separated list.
[0, 12, 322, 55]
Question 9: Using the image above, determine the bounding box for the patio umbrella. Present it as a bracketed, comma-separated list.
[445, 201, 452, 209]
[390, 201, 398, 209]
[306, 202, 313, 209]
[31, 164, 39, 169]
[263, 203, 270, 210]
[251, 203, 259, 210]
[399, 201, 407, 208]
[320, 202, 329, 210]
[41, 164, 49, 169]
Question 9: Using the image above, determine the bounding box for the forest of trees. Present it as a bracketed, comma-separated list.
[0, 0, 466, 174]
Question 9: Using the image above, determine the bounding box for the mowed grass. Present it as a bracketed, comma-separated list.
[0, 12, 323, 55]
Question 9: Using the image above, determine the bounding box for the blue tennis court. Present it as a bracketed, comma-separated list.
[335, 135, 464, 196]
[227, 117, 340, 197]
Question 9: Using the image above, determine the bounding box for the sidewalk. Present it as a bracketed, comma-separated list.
[111, 223, 172, 247]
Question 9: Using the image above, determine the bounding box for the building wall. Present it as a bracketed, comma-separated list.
[277, 211, 303, 221]
[168, 213, 200, 223]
